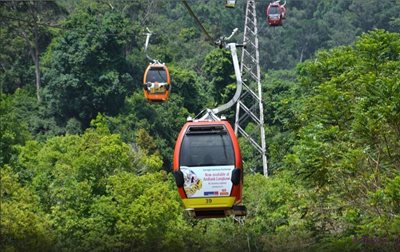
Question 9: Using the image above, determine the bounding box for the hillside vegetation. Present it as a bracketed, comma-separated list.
[1, 0, 399, 251]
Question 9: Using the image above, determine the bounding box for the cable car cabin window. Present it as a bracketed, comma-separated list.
[147, 68, 167, 83]
[269, 6, 280, 15]
[180, 126, 235, 167]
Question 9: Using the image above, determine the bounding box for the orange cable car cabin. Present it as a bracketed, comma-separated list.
[173, 120, 245, 218]
[143, 63, 171, 102]
[266, 1, 286, 26]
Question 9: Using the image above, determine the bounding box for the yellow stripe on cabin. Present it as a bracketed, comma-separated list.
[182, 197, 236, 209]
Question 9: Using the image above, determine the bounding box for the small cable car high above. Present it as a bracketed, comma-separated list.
[143, 28, 171, 102]
[173, 24, 246, 218]
[225, 0, 236, 8]
[266, 0, 286, 26]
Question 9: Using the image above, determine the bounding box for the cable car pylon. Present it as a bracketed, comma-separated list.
[235, 0, 269, 176]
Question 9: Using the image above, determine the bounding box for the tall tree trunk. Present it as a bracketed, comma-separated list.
[31, 25, 41, 103]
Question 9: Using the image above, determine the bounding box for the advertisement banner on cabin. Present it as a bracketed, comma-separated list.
[180, 165, 234, 198]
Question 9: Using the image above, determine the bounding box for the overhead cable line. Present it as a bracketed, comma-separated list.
[181, 0, 215, 44]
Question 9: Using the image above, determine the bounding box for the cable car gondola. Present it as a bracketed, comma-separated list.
[225, 0, 236, 8]
[143, 63, 171, 102]
[266, 1, 286, 26]
[173, 120, 245, 218]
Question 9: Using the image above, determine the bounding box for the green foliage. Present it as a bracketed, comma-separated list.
[202, 48, 235, 104]
[107, 93, 190, 168]
[0, 93, 30, 166]
[65, 117, 82, 134]
[4, 119, 187, 250]
[42, 7, 133, 128]
[0, 165, 54, 251]
[7, 88, 68, 140]
[285, 30, 400, 248]
[243, 172, 313, 251]
[0, 25, 34, 93]
[0, 0, 65, 94]
[2, 0, 400, 250]
[262, 70, 299, 172]
[170, 66, 206, 113]
[90, 171, 189, 251]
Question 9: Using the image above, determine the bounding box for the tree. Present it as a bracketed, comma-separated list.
[169, 66, 207, 113]
[0, 165, 54, 250]
[42, 7, 133, 128]
[285, 30, 400, 246]
[242, 172, 313, 251]
[202, 48, 235, 105]
[0, 93, 30, 166]
[0, 1, 66, 101]
[262, 70, 299, 172]
[107, 92, 190, 169]
[10, 116, 190, 250]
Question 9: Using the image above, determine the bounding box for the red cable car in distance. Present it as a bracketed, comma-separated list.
[266, 0, 286, 26]
[143, 63, 171, 102]
[173, 119, 246, 218]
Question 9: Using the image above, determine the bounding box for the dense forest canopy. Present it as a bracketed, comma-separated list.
[1, 0, 400, 251]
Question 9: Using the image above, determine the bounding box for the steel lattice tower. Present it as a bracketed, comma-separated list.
[235, 0, 268, 176]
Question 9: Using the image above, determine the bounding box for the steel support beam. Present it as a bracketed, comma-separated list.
[235, 0, 268, 176]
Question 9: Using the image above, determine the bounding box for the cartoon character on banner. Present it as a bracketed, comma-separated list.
[182, 168, 202, 196]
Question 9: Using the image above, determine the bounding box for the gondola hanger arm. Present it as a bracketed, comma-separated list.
[210, 41, 243, 115]
[198, 29, 243, 121]
[144, 27, 159, 63]
[225, 28, 239, 41]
